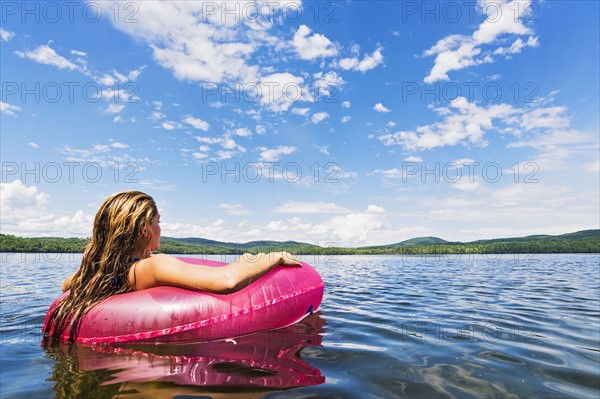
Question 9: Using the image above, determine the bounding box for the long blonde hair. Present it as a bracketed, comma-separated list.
[45, 190, 158, 342]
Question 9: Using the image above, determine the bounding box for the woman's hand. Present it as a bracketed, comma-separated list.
[271, 251, 302, 267]
[240, 252, 302, 268]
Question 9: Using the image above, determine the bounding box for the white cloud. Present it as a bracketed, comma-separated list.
[371, 168, 406, 179]
[378, 97, 516, 151]
[15, 44, 79, 71]
[273, 201, 350, 214]
[338, 46, 384, 73]
[342, 101, 351, 108]
[423, 0, 536, 83]
[105, 103, 125, 114]
[0, 101, 21, 116]
[311, 112, 330, 124]
[373, 102, 391, 113]
[1, 28, 15, 42]
[367, 205, 386, 213]
[193, 151, 209, 160]
[149, 111, 166, 121]
[507, 129, 595, 170]
[109, 141, 129, 149]
[100, 87, 139, 104]
[71, 49, 87, 57]
[316, 145, 330, 155]
[313, 71, 344, 97]
[291, 107, 310, 116]
[341, 116, 352, 123]
[258, 145, 297, 162]
[94, 2, 299, 101]
[264, 203, 390, 245]
[292, 24, 338, 60]
[183, 115, 210, 131]
[195, 136, 222, 145]
[58, 141, 149, 168]
[0, 180, 94, 237]
[493, 36, 539, 56]
[452, 158, 476, 166]
[520, 106, 569, 131]
[161, 121, 179, 130]
[1, 180, 49, 214]
[259, 72, 309, 112]
[310, 205, 388, 244]
[427, 178, 599, 241]
[233, 127, 252, 137]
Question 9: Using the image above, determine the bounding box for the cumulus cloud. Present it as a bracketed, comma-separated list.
[0, 180, 93, 237]
[338, 46, 384, 73]
[373, 102, 391, 113]
[310, 205, 388, 243]
[0, 101, 21, 116]
[258, 145, 297, 162]
[378, 97, 516, 151]
[292, 24, 338, 60]
[93, 1, 315, 114]
[105, 103, 125, 114]
[311, 112, 330, 124]
[316, 145, 330, 155]
[1, 180, 49, 214]
[15, 44, 79, 71]
[291, 107, 310, 116]
[183, 115, 210, 131]
[423, 0, 536, 83]
[0, 28, 15, 42]
[377, 94, 597, 175]
[258, 72, 310, 112]
[58, 140, 149, 168]
[493, 36, 539, 56]
[233, 127, 252, 137]
[313, 71, 344, 97]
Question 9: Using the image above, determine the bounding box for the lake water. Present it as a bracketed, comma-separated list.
[0, 253, 599, 398]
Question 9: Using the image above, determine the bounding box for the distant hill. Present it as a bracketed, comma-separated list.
[1, 229, 598, 254]
[389, 236, 450, 246]
[464, 229, 599, 245]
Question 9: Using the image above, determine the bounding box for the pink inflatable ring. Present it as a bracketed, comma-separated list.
[43, 257, 324, 344]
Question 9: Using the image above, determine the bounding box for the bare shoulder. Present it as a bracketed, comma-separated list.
[129, 254, 175, 290]
[145, 253, 172, 265]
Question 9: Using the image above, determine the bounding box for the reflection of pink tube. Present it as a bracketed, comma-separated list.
[44, 258, 324, 344]
[65, 313, 326, 389]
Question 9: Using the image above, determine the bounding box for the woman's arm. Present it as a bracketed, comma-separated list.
[134, 252, 301, 293]
[61, 273, 76, 292]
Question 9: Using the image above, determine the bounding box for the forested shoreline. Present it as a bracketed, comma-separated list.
[1, 230, 598, 255]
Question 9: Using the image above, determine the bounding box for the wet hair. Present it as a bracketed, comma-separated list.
[44, 190, 158, 342]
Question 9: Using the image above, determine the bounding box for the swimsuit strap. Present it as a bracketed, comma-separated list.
[114, 258, 142, 286]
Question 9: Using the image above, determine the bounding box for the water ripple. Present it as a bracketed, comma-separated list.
[1, 253, 599, 398]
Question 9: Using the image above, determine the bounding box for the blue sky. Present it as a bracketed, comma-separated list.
[1, 0, 598, 246]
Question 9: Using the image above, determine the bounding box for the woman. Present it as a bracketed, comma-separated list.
[46, 190, 301, 342]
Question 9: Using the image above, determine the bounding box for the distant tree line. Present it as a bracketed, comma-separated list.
[1, 232, 598, 255]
